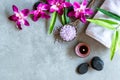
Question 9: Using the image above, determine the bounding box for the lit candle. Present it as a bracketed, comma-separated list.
[75, 43, 90, 58]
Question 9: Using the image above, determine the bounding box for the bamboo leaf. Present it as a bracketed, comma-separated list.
[62, 8, 66, 25]
[117, 31, 120, 51]
[98, 19, 118, 25]
[61, 0, 70, 25]
[65, 8, 70, 24]
[110, 31, 119, 60]
[115, 29, 120, 53]
[65, 0, 70, 24]
[66, 0, 70, 1]
[48, 12, 57, 34]
[98, 8, 120, 21]
[87, 19, 117, 30]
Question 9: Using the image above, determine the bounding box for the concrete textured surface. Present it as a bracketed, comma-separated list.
[0, 0, 120, 80]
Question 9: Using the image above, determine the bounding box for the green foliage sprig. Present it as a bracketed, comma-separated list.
[87, 8, 120, 60]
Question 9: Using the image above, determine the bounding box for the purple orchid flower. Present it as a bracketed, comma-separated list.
[47, 0, 72, 15]
[9, 5, 30, 30]
[68, 0, 93, 23]
[30, 3, 50, 21]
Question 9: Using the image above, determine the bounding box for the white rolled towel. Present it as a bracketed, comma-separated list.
[86, 0, 120, 48]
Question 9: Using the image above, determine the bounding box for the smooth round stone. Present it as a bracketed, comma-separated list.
[91, 57, 104, 71]
[77, 63, 89, 74]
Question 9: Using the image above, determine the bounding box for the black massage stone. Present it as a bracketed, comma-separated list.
[91, 57, 104, 71]
[77, 63, 89, 74]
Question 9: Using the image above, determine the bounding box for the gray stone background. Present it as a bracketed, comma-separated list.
[0, 0, 120, 80]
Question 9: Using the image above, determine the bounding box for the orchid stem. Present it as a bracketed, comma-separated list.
[48, 12, 57, 34]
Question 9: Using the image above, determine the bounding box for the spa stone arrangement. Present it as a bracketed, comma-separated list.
[6, 0, 120, 76]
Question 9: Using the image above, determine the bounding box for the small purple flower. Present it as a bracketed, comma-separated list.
[9, 5, 30, 30]
[60, 25, 77, 41]
[68, 0, 93, 23]
[30, 3, 50, 21]
[47, 0, 72, 15]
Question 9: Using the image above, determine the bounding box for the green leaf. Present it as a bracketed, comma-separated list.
[117, 31, 120, 51]
[65, 0, 70, 24]
[98, 8, 120, 21]
[110, 31, 119, 60]
[66, 0, 70, 1]
[87, 19, 118, 30]
[65, 8, 70, 24]
[62, 8, 66, 25]
[98, 19, 118, 25]
[61, 0, 70, 25]
[48, 12, 57, 34]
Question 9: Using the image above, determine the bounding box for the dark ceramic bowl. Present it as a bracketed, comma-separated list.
[75, 43, 90, 58]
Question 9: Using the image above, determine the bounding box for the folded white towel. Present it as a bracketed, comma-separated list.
[86, 0, 120, 48]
